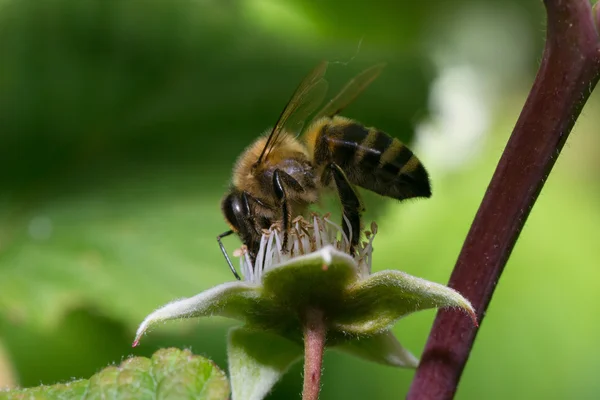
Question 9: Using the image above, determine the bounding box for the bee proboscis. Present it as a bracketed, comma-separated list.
[218, 62, 431, 279]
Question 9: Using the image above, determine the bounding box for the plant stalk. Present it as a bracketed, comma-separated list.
[408, 0, 600, 398]
[302, 308, 326, 400]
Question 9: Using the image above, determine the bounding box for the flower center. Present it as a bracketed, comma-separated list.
[234, 214, 377, 283]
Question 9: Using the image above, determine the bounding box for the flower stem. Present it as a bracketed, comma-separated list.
[302, 308, 326, 400]
[408, 0, 600, 398]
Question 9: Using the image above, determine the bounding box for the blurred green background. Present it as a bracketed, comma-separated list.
[1, 0, 599, 398]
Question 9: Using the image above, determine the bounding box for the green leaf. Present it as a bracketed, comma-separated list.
[227, 327, 302, 400]
[0, 348, 229, 400]
[334, 331, 418, 368]
[0, 177, 234, 330]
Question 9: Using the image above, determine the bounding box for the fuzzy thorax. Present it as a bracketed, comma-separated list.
[233, 214, 377, 284]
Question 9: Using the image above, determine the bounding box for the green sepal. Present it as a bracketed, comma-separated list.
[135, 247, 476, 345]
[227, 327, 302, 400]
[335, 270, 477, 335]
[334, 331, 418, 368]
[134, 282, 265, 344]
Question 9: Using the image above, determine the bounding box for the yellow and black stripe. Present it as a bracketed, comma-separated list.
[313, 118, 431, 200]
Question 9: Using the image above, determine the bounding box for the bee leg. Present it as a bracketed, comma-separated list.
[240, 192, 263, 267]
[217, 230, 242, 280]
[273, 169, 304, 252]
[272, 169, 291, 251]
[328, 163, 363, 253]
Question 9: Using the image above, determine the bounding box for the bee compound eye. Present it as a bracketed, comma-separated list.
[222, 193, 241, 230]
[223, 191, 253, 229]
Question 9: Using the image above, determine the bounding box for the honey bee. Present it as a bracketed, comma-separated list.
[217, 61, 431, 279]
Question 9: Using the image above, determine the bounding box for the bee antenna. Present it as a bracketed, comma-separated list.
[217, 230, 241, 280]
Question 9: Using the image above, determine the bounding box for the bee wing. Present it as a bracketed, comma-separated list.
[312, 63, 386, 121]
[256, 61, 329, 165]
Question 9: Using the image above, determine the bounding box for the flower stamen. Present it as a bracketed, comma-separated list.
[236, 214, 377, 284]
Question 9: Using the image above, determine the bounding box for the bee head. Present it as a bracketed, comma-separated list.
[221, 190, 250, 232]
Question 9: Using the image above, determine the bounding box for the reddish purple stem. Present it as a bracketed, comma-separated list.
[302, 309, 326, 400]
[408, 1, 600, 399]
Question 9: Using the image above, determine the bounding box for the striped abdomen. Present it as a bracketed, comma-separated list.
[311, 116, 431, 200]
